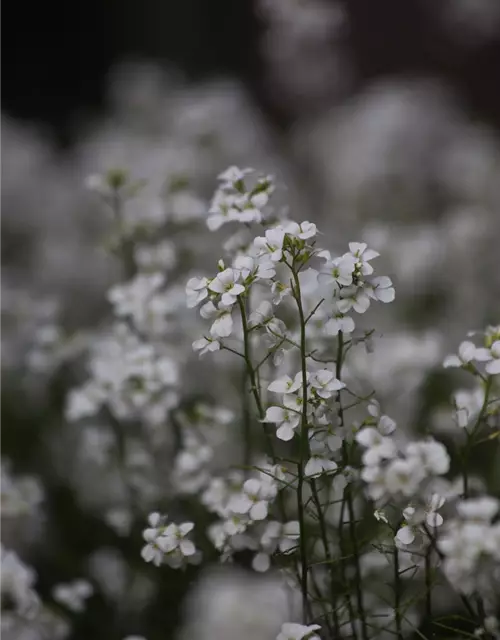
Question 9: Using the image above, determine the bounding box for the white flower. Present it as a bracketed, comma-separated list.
[249, 301, 287, 337]
[385, 458, 426, 496]
[230, 478, 276, 521]
[425, 494, 446, 527]
[278, 521, 301, 553]
[233, 255, 275, 282]
[337, 286, 371, 314]
[309, 369, 345, 399]
[158, 522, 196, 555]
[108, 274, 165, 318]
[324, 313, 355, 335]
[208, 268, 245, 306]
[52, 579, 93, 613]
[141, 538, 163, 566]
[254, 227, 286, 262]
[142, 519, 200, 570]
[356, 428, 397, 465]
[263, 406, 300, 441]
[475, 340, 500, 375]
[443, 340, 478, 368]
[218, 166, 254, 184]
[318, 254, 356, 288]
[268, 373, 302, 394]
[347, 242, 380, 276]
[361, 464, 387, 500]
[367, 401, 397, 435]
[186, 276, 210, 308]
[192, 336, 221, 357]
[276, 622, 322, 640]
[271, 281, 292, 305]
[284, 221, 317, 240]
[200, 301, 234, 338]
[452, 387, 484, 428]
[406, 440, 450, 475]
[366, 276, 395, 303]
[304, 455, 338, 478]
[396, 523, 416, 545]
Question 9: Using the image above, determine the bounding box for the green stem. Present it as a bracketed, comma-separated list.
[394, 544, 403, 640]
[291, 269, 311, 624]
[238, 294, 312, 619]
[337, 330, 368, 640]
[237, 296, 276, 461]
[424, 548, 432, 621]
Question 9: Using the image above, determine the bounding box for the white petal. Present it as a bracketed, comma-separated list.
[443, 355, 461, 368]
[396, 526, 415, 545]
[264, 406, 285, 423]
[486, 359, 500, 375]
[180, 539, 196, 556]
[250, 502, 268, 521]
[276, 424, 295, 441]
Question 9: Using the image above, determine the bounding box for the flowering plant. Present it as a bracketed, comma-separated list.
[2, 165, 499, 640]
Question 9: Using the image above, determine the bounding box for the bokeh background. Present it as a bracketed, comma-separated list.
[2, 1, 500, 639]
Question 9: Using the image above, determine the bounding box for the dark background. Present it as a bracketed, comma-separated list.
[3, 0, 500, 146]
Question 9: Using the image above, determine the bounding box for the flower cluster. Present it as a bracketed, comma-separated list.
[52, 579, 93, 613]
[141, 512, 200, 569]
[207, 167, 275, 231]
[356, 403, 450, 501]
[439, 497, 500, 601]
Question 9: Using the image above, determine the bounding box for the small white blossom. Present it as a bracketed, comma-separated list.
[192, 336, 221, 357]
[304, 455, 338, 478]
[347, 242, 380, 276]
[284, 221, 317, 240]
[475, 340, 500, 375]
[200, 301, 234, 338]
[366, 276, 395, 303]
[229, 478, 276, 521]
[324, 311, 355, 335]
[254, 227, 286, 262]
[385, 458, 426, 497]
[318, 254, 356, 288]
[52, 579, 93, 613]
[263, 406, 300, 441]
[443, 340, 478, 368]
[268, 373, 303, 394]
[309, 369, 345, 399]
[208, 268, 245, 306]
[186, 276, 210, 308]
[249, 301, 287, 337]
[337, 286, 371, 314]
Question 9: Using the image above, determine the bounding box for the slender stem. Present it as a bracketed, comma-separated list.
[338, 495, 358, 639]
[238, 293, 312, 619]
[310, 477, 341, 637]
[291, 269, 311, 624]
[424, 548, 432, 621]
[237, 296, 276, 461]
[337, 331, 369, 640]
[394, 544, 403, 640]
